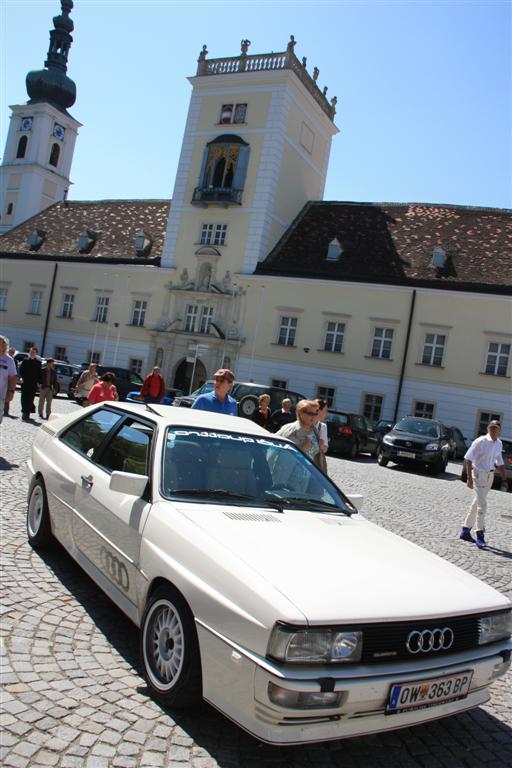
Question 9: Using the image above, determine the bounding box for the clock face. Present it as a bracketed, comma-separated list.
[53, 124, 65, 140]
[21, 117, 33, 131]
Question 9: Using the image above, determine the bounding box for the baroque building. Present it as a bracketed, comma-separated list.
[1, 2, 511, 438]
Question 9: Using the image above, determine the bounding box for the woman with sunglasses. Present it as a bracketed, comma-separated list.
[276, 399, 325, 469]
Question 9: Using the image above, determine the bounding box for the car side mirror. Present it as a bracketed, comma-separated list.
[109, 471, 149, 497]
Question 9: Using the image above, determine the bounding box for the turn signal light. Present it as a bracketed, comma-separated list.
[338, 426, 353, 435]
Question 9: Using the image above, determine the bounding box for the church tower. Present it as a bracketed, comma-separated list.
[154, 37, 339, 390]
[0, 0, 81, 234]
[161, 37, 339, 277]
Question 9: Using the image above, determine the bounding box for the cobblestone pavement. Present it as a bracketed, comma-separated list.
[1, 393, 511, 767]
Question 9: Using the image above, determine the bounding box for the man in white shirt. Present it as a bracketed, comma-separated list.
[459, 420, 505, 549]
[0, 335, 17, 425]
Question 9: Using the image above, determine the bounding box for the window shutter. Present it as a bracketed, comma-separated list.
[232, 145, 250, 191]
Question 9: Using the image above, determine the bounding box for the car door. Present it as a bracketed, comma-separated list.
[72, 413, 155, 613]
[51, 408, 125, 548]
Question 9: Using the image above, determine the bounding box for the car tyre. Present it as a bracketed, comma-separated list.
[377, 450, 389, 467]
[141, 585, 202, 709]
[238, 395, 259, 418]
[429, 455, 447, 476]
[27, 478, 53, 548]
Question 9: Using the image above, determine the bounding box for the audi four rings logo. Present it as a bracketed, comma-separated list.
[406, 627, 454, 653]
[100, 547, 129, 592]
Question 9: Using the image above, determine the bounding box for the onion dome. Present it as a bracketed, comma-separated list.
[26, 0, 76, 112]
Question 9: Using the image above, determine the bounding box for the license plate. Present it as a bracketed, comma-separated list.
[397, 450, 415, 459]
[386, 670, 473, 714]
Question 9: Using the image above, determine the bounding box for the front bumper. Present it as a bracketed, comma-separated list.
[197, 623, 511, 744]
[381, 444, 442, 466]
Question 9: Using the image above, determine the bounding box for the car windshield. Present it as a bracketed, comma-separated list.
[161, 428, 353, 515]
[395, 418, 440, 438]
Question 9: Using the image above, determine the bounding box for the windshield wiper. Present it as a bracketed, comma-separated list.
[266, 495, 348, 514]
[170, 488, 258, 501]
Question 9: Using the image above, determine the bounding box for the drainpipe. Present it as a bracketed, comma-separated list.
[40, 263, 58, 357]
[393, 289, 416, 422]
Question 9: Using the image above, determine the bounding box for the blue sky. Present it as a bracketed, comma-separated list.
[1, 0, 510, 208]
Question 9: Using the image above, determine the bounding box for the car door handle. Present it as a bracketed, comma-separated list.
[81, 474, 94, 488]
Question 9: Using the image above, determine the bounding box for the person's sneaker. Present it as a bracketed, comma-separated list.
[459, 527, 475, 543]
[475, 531, 486, 549]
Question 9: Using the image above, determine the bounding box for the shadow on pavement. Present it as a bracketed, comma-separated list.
[33, 540, 512, 767]
[0, 458, 20, 470]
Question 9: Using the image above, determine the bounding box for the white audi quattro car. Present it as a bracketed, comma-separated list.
[26, 403, 511, 745]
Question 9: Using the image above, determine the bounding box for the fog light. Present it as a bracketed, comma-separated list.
[268, 682, 340, 709]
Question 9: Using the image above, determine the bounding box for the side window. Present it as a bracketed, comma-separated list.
[61, 409, 123, 457]
[97, 419, 153, 475]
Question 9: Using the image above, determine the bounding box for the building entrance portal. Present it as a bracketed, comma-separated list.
[174, 358, 207, 394]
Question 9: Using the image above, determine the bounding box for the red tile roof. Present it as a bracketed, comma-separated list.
[0, 200, 170, 263]
[256, 202, 512, 294]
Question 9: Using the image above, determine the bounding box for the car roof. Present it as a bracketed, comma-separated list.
[49, 401, 277, 438]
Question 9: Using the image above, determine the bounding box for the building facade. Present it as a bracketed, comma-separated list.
[1, 5, 511, 438]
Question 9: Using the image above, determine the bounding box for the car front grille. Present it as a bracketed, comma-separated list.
[360, 616, 479, 661]
[392, 438, 432, 451]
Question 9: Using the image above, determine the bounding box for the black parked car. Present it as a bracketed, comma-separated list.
[325, 411, 380, 459]
[69, 365, 144, 402]
[377, 416, 451, 475]
[375, 419, 395, 438]
[173, 380, 306, 421]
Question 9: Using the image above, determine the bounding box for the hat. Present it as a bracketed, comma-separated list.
[46, 357, 55, 363]
[488, 420, 501, 428]
[214, 368, 235, 383]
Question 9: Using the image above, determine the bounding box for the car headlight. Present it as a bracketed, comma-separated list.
[268, 624, 363, 663]
[478, 610, 512, 645]
[383, 435, 393, 445]
[425, 442, 440, 451]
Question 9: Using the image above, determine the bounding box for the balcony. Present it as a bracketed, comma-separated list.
[191, 187, 243, 207]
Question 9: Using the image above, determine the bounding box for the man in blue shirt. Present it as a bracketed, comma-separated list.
[192, 368, 238, 415]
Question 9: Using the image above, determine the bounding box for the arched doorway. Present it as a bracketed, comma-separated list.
[174, 358, 207, 394]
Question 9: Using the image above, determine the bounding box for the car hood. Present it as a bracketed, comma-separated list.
[387, 429, 439, 445]
[173, 503, 509, 623]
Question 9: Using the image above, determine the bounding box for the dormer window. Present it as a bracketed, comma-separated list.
[27, 229, 46, 251]
[431, 246, 447, 270]
[326, 238, 342, 261]
[134, 229, 152, 257]
[192, 134, 250, 206]
[78, 230, 98, 254]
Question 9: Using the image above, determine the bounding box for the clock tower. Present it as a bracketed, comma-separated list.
[0, 0, 81, 234]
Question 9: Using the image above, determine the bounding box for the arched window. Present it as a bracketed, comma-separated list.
[49, 143, 60, 167]
[16, 135, 28, 159]
[193, 134, 250, 206]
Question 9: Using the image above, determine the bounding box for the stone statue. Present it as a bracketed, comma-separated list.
[302, 56, 307, 68]
[240, 39, 251, 55]
[323, 86, 328, 96]
[313, 67, 319, 81]
[198, 262, 212, 291]
[198, 44, 208, 61]
[180, 268, 189, 287]
[222, 271, 232, 291]
[287, 35, 296, 54]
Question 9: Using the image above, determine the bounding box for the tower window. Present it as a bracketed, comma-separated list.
[6, 203, 14, 215]
[192, 135, 250, 206]
[16, 135, 28, 159]
[49, 143, 60, 167]
[219, 103, 247, 124]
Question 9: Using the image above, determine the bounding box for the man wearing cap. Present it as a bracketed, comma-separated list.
[38, 357, 58, 419]
[459, 420, 505, 549]
[192, 368, 238, 416]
